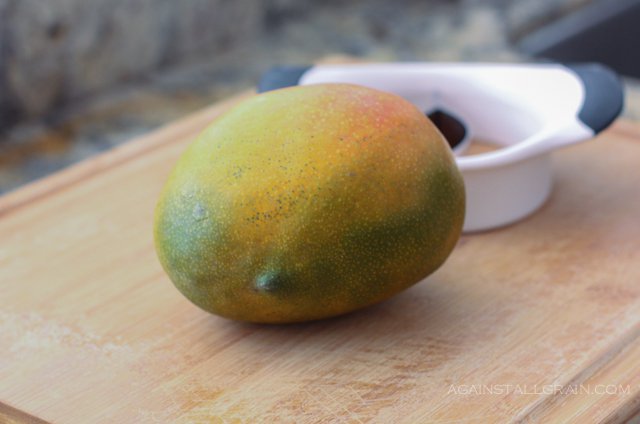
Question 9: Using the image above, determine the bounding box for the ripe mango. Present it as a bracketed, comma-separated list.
[154, 84, 465, 323]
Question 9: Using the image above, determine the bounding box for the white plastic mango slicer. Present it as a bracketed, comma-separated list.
[258, 63, 624, 232]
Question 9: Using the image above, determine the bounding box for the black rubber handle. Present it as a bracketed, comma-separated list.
[567, 63, 624, 134]
[257, 65, 311, 93]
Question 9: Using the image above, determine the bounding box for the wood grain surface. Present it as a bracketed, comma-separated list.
[1, 88, 640, 423]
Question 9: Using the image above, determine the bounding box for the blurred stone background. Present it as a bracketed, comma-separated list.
[1, 0, 635, 193]
[0, 0, 264, 127]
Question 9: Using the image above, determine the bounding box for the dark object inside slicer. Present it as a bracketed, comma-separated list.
[427, 110, 467, 149]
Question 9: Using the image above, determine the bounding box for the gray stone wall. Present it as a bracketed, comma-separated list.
[0, 0, 268, 129]
[0, 0, 594, 133]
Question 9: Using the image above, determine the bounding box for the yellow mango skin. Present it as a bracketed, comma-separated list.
[154, 83, 465, 323]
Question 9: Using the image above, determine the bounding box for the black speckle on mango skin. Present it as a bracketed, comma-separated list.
[153, 84, 465, 324]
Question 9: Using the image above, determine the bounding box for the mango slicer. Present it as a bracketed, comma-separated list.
[258, 63, 624, 232]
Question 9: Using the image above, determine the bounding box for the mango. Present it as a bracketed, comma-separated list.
[154, 83, 465, 323]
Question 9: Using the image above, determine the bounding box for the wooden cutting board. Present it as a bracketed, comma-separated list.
[2, 88, 640, 424]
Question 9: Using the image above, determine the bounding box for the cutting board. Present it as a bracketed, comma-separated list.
[2, 88, 640, 424]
